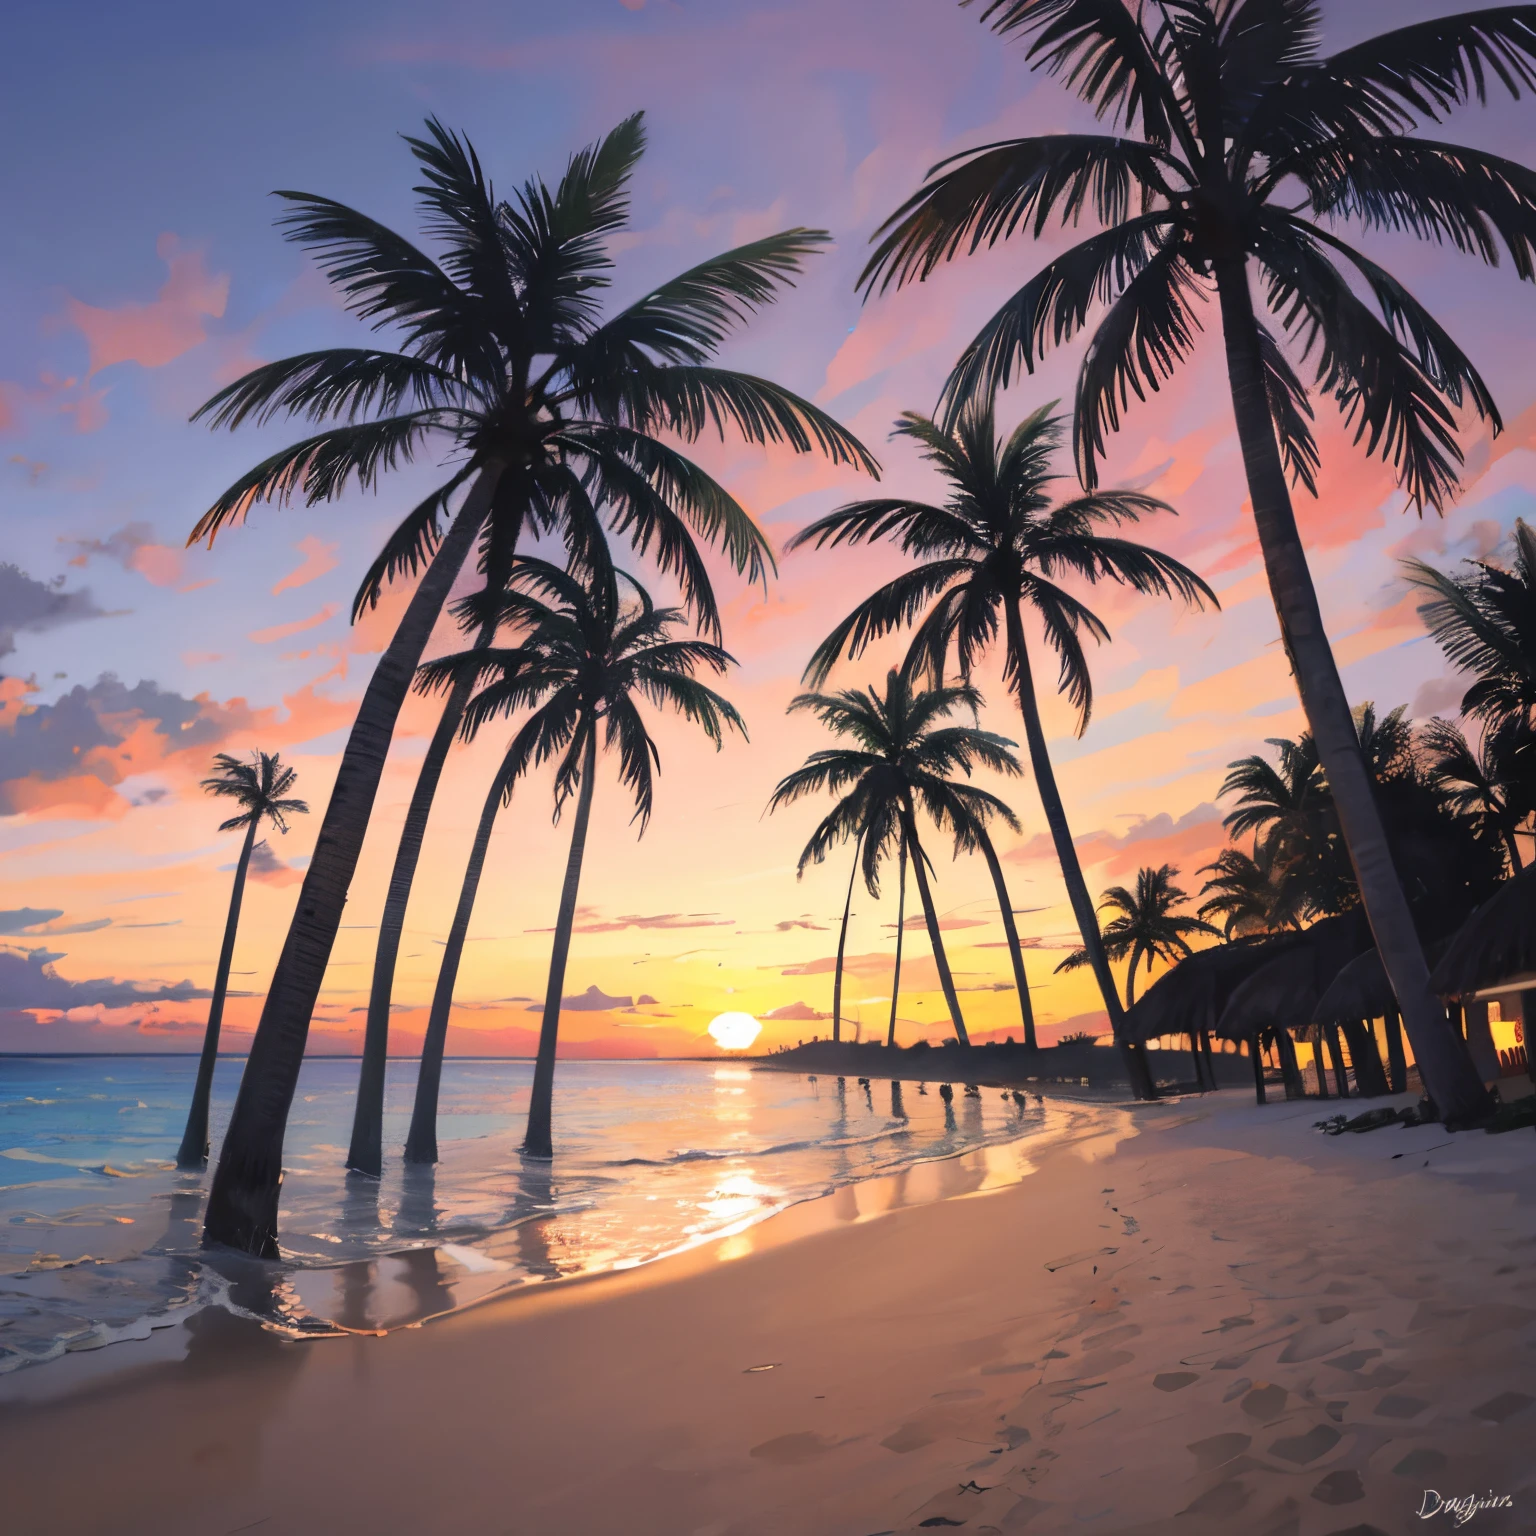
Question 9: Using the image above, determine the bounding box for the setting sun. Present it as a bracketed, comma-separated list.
[707, 1012, 762, 1051]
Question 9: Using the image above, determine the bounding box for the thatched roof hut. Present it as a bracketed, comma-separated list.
[1314, 938, 1453, 1024]
[1213, 913, 1370, 1043]
[1429, 865, 1536, 1000]
[1123, 934, 1303, 1045]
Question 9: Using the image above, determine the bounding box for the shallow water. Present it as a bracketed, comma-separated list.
[0, 1055, 1066, 1372]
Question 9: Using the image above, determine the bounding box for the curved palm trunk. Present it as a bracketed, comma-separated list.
[886, 829, 908, 1049]
[1004, 598, 1155, 1099]
[898, 803, 969, 1045]
[347, 616, 498, 1177]
[1214, 260, 1489, 1124]
[975, 826, 1036, 1048]
[176, 817, 259, 1170]
[1125, 945, 1143, 1008]
[831, 832, 864, 1045]
[202, 466, 503, 1256]
[403, 765, 506, 1165]
[523, 729, 599, 1161]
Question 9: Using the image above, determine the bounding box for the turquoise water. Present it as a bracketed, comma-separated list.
[0, 1055, 1062, 1373]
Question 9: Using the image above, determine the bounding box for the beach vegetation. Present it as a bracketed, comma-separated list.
[176, 753, 307, 1171]
[856, 0, 1536, 1122]
[790, 402, 1213, 1096]
[187, 116, 873, 1250]
[410, 557, 745, 1161]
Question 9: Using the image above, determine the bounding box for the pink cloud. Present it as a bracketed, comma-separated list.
[62, 522, 185, 587]
[272, 536, 341, 596]
[66, 233, 229, 376]
[249, 603, 341, 645]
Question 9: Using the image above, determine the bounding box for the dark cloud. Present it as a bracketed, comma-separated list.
[0, 565, 106, 660]
[0, 908, 112, 936]
[637, 994, 659, 1005]
[244, 840, 304, 887]
[775, 918, 826, 931]
[0, 672, 219, 790]
[526, 984, 633, 1012]
[0, 944, 208, 1010]
[0, 908, 63, 934]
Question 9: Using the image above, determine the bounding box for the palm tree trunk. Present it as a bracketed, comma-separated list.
[347, 615, 498, 1177]
[202, 465, 504, 1257]
[1276, 1028, 1304, 1099]
[1384, 1008, 1407, 1093]
[1313, 1025, 1331, 1099]
[176, 817, 259, 1170]
[1213, 259, 1489, 1124]
[975, 826, 1036, 1048]
[523, 728, 599, 1160]
[1125, 946, 1142, 1008]
[898, 803, 969, 1046]
[403, 764, 506, 1165]
[831, 832, 864, 1046]
[1328, 1024, 1351, 1098]
[1004, 596, 1155, 1099]
[887, 829, 907, 1049]
[1342, 1017, 1389, 1097]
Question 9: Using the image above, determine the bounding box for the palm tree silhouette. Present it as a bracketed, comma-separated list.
[1422, 717, 1529, 873]
[950, 811, 1040, 1048]
[176, 753, 307, 1171]
[858, 0, 1528, 1120]
[407, 558, 746, 1163]
[1057, 864, 1218, 1006]
[789, 403, 1212, 1096]
[768, 671, 1022, 1048]
[1408, 520, 1536, 736]
[189, 117, 875, 1250]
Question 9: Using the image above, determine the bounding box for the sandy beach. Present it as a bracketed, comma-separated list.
[3, 1089, 1532, 1536]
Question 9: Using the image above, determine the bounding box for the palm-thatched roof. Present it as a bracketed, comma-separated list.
[1122, 933, 1303, 1045]
[1429, 865, 1536, 999]
[1212, 913, 1370, 1042]
[1313, 937, 1454, 1024]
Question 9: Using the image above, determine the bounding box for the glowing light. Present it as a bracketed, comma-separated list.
[708, 1011, 762, 1050]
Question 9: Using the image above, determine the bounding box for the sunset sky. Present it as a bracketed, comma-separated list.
[6, 0, 1536, 1060]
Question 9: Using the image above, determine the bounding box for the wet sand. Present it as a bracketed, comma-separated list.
[2, 1089, 1533, 1536]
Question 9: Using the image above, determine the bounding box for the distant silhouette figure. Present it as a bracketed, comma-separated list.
[917, 1083, 928, 1095]
[964, 1083, 980, 1097]
[938, 1083, 954, 1102]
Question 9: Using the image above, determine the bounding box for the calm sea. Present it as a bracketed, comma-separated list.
[0, 1055, 1074, 1373]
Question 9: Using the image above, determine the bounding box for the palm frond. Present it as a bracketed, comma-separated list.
[187, 414, 443, 546]
[860, 133, 1177, 295]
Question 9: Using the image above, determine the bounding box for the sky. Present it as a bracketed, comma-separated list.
[6, 0, 1536, 1060]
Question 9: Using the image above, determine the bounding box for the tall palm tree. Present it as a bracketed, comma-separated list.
[176, 753, 308, 1171]
[407, 559, 746, 1162]
[189, 119, 876, 1251]
[1057, 864, 1219, 1005]
[789, 403, 1213, 1096]
[857, 0, 1529, 1120]
[1422, 716, 1529, 872]
[767, 671, 1023, 1048]
[1198, 843, 1303, 937]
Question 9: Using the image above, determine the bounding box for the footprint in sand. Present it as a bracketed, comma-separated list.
[749, 1431, 846, 1464]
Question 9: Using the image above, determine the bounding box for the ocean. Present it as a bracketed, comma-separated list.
[0, 1054, 1075, 1373]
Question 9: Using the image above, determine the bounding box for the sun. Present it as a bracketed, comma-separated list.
[707, 1011, 762, 1051]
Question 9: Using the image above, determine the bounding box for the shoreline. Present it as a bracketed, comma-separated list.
[4, 1088, 1532, 1533]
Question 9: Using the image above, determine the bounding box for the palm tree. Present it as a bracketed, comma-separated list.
[1057, 864, 1219, 1006]
[1198, 843, 1303, 937]
[188, 119, 876, 1250]
[1422, 716, 1529, 872]
[176, 753, 308, 1171]
[789, 403, 1213, 1096]
[857, 0, 1528, 1121]
[951, 810, 1039, 1047]
[407, 558, 746, 1162]
[767, 671, 1023, 1048]
[1407, 520, 1536, 736]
